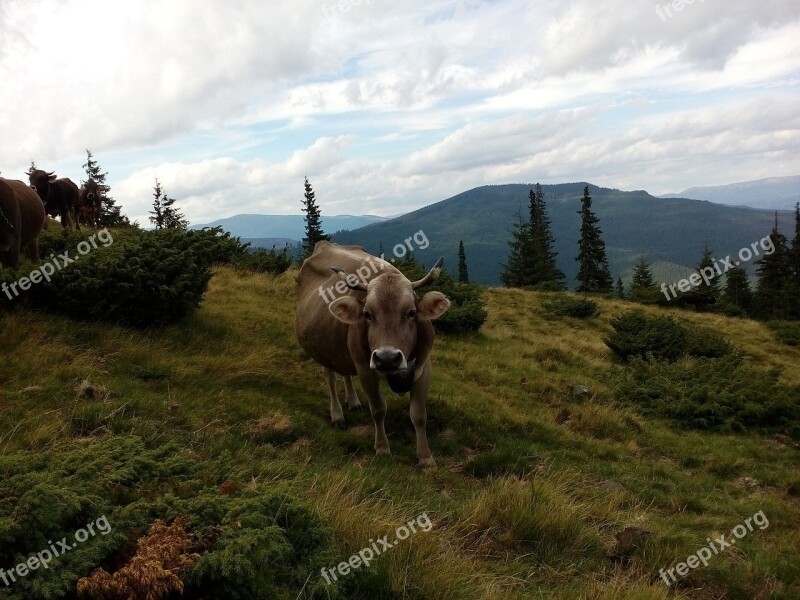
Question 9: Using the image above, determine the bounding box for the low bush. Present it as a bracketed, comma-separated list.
[542, 296, 599, 318]
[768, 320, 800, 346]
[605, 311, 735, 361]
[614, 355, 800, 438]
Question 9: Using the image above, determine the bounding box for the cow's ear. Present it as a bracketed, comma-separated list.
[417, 291, 450, 321]
[329, 296, 362, 324]
[47, 174, 57, 182]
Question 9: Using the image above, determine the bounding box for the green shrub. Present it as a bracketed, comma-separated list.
[234, 246, 292, 274]
[614, 356, 800, 438]
[543, 296, 599, 318]
[605, 311, 687, 361]
[768, 320, 800, 346]
[605, 311, 735, 362]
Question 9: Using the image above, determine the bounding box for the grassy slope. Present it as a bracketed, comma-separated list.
[1, 267, 799, 599]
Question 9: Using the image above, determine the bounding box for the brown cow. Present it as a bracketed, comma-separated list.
[295, 241, 450, 467]
[78, 179, 105, 228]
[0, 178, 47, 269]
[27, 169, 80, 230]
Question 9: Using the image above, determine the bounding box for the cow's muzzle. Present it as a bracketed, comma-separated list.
[370, 347, 407, 373]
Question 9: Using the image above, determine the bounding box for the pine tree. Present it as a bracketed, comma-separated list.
[722, 265, 753, 313]
[83, 149, 129, 227]
[300, 177, 329, 260]
[792, 202, 800, 289]
[575, 186, 613, 293]
[149, 178, 187, 230]
[149, 179, 166, 229]
[753, 214, 793, 319]
[457, 240, 469, 283]
[630, 256, 655, 291]
[529, 183, 565, 288]
[694, 244, 721, 297]
[615, 277, 625, 298]
[500, 211, 534, 287]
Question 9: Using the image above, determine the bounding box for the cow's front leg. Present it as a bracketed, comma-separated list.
[324, 367, 346, 430]
[410, 359, 435, 468]
[359, 371, 390, 455]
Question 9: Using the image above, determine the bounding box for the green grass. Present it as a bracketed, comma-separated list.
[1, 267, 799, 599]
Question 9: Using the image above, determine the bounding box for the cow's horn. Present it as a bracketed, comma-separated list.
[331, 267, 367, 292]
[411, 257, 444, 290]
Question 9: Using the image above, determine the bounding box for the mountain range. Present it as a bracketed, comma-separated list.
[661, 175, 799, 210]
[331, 183, 795, 286]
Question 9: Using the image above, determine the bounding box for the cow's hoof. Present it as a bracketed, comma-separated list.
[332, 419, 347, 430]
[418, 457, 436, 469]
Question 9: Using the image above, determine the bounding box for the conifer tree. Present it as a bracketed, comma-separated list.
[301, 176, 329, 260]
[753, 214, 793, 319]
[615, 277, 625, 298]
[792, 203, 800, 289]
[457, 240, 469, 283]
[529, 183, 565, 288]
[575, 186, 613, 293]
[83, 149, 129, 227]
[500, 211, 534, 287]
[149, 178, 187, 230]
[722, 265, 753, 313]
[694, 244, 721, 297]
[630, 255, 655, 291]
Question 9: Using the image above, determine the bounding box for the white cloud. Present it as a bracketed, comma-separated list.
[0, 0, 798, 223]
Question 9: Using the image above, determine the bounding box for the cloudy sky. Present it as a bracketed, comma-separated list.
[1, 0, 798, 225]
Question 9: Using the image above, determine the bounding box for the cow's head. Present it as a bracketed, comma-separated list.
[83, 179, 99, 201]
[328, 259, 450, 379]
[27, 169, 56, 203]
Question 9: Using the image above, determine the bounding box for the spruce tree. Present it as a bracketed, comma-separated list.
[575, 186, 613, 293]
[753, 214, 793, 319]
[630, 256, 655, 291]
[500, 211, 534, 287]
[300, 177, 329, 260]
[529, 183, 565, 288]
[149, 178, 187, 230]
[722, 265, 753, 313]
[457, 240, 469, 283]
[615, 277, 625, 298]
[83, 149, 129, 227]
[789, 202, 800, 318]
[694, 244, 721, 297]
[149, 179, 165, 229]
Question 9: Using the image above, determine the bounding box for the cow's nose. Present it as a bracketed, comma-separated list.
[371, 348, 405, 372]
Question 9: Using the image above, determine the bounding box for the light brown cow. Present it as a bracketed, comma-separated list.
[295, 241, 450, 467]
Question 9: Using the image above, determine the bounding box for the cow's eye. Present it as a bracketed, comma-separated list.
[363, 310, 373, 321]
[407, 309, 417, 319]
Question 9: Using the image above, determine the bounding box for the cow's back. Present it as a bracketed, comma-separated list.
[295, 241, 397, 375]
[53, 178, 79, 206]
[0, 178, 45, 245]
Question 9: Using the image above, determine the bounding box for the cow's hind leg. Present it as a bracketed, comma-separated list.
[344, 376, 362, 410]
[324, 367, 346, 430]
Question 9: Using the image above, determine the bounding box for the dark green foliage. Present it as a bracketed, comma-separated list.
[605, 312, 687, 361]
[457, 240, 469, 283]
[149, 178, 188, 230]
[393, 256, 488, 334]
[614, 356, 800, 438]
[0, 436, 359, 600]
[605, 311, 734, 362]
[575, 186, 613, 293]
[542, 296, 599, 318]
[628, 256, 661, 303]
[695, 244, 721, 297]
[723, 264, 753, 313]
[768, 320, 800, 346]
[83, 149, 130, 228]
[233, 246, 292, 274]
[615, 277, 625, 298]
[754, 219, 794, 319]
[300, 177, 329, 260]
[500, 184, 565, 289]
